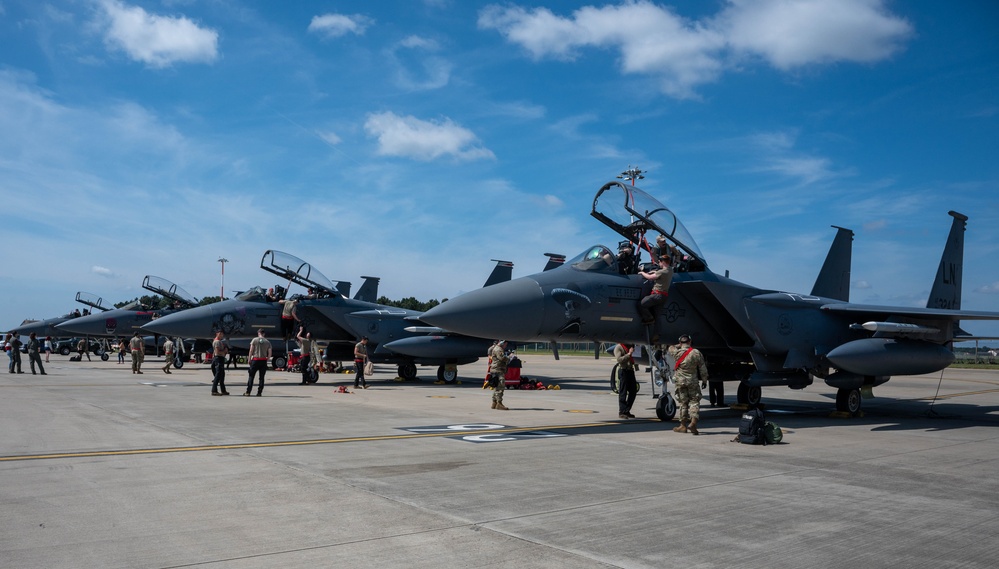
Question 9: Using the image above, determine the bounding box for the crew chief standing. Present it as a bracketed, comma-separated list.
[667, 334, 709, 435]
[245, 329, 272, 397]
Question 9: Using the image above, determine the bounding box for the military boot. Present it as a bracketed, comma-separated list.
[672, 420, 688, 433]
[495, 402, 509, 410]
[688, 418, 699, 435]
[491, 400, 497, 409]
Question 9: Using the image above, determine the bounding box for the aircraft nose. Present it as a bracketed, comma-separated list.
[141, 305, 214, 337]
[55, 315, 103, 336]
[422, 278, 544, 341]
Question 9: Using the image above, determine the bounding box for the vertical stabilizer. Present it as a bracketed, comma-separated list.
[543, 253, 566, 272]
[354, 276, 380, 303]
[927, 211, 967, 310]
[335, 281, 352, 298]
[811, 226, 853, 301]
[483, 260, 514, 287]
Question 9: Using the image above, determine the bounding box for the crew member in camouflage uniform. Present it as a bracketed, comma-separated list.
[638, 247, 676, 344]
[211, 331, 229, 396]
[27, 333, 46, 375]
[667, 334, 708, 435]
[489, 340, 509, 410]
[613, 343, 638, 419]
[161, 337, 174, 374]
[129, 332, 144, 374]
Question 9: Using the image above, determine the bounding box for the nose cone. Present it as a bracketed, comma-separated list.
[56, 312, 117, 336]
[141, 304, 217, 338]
[422, 278, 544, 341]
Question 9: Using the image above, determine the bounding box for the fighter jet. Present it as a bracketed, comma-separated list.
[141, 251, 514, 382]
[421, 179, 999, 418]
[56, 276, 200, 340]
[9, 292, 111, 338]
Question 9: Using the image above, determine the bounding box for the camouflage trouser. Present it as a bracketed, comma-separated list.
[674, 381, 702, 422]
[491, 372, 505, 403]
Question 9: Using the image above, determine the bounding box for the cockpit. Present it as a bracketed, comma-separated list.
[571, 245, 619, 273]
[591, 181, 709, 273]
[234, 286, 269, 302]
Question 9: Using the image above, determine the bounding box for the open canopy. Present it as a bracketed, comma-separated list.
[142, 275, 199, 308]
[75, 291, 110, 312]
[591, 181, 707, 269]
[260, 250, 341, 297]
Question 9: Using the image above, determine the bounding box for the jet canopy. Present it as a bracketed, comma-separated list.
[75, 291, 110, 312]
[260, 250, 343, 298]
[591, 181, 707, 270]
[142, 275, 199, 308]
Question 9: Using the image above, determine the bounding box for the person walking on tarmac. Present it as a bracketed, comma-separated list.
[161, 337, 174, 374]
[667, 334, 709, 435]
[245, 328, 272, 397]
[614, 343, 638, 419]
[489, 340, 509, 410]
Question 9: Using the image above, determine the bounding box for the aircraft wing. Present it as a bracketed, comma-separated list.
[821, 304, 999, 321]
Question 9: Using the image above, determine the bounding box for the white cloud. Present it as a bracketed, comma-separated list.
[92, 266, 115, 278]
[387, 35, 452, 91]
[318, 131, 341, 146]
[99, 0, 219, 68]
[716, 0, 913, 70]
[308, 13, 373, 38]
[977, 282, 999, 294]
[479, 0, 912, 98]
[364, 111, 495, 162]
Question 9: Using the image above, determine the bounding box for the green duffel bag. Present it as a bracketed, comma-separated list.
[763, 421, 783, 445]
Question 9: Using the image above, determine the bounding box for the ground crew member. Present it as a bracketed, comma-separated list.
[129, 332, 144, 374]
[489, 340, 509, 410]
[297, 327, 316, 384]
[161, 337, 174, 374]
[667, 334, 708, 435]
[614, 343, 638, 419]
[638, 247, 676, 343]
[27, 333, 46, 375]
[211, 331, 229, 396]
[353, 336, 369, 389]
[245, 329, 272, 397]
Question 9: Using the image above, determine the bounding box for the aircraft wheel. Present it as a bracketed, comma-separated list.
[173, 357, 184, 369]
[656, 393, 677, 421]
[836, 388, 862, 414]
[609, 364, 619, 392]
[746, 385, 762, 406]
[737, 382, 748, 404]
[307, 367, 319, 383]
[60, 346, 71, 356]
[100, 352, 110, 362]
[437, 365, 458, 384]
[398, 362, 417, 381]
[272, 355, 287, 370]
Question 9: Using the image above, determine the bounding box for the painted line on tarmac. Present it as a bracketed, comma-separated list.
[0, 419, 655, 463]
[917, 387, 999, 401]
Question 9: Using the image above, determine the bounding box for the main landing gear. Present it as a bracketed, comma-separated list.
[835, 387, 863, 414]
[736, 383, 762, 406]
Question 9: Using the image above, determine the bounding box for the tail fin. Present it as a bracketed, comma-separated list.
[334, 281, 352, 298]
[543, 253, 566, 272]
[927, 211, 967, 310]
[811, 226, 853, 302]
[483, 260, 513, 288]
[353, 276, 380, 303]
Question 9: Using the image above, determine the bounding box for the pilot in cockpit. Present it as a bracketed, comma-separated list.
[616, 243, 638, 275]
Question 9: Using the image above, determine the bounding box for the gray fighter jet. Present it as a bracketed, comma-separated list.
[9, 292, 111, 338]
[421, 180, 999, 418]
[56, 276, 200, 339]
[141, 251, 514, 382]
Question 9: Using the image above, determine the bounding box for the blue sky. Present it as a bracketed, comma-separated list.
[1, 0, 997, 338]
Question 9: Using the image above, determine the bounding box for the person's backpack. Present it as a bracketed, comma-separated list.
[763, 421, 783, 445]
[738, 406, 767, 445]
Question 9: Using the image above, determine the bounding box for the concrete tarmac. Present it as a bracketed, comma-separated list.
[2, 353, 998, 568]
